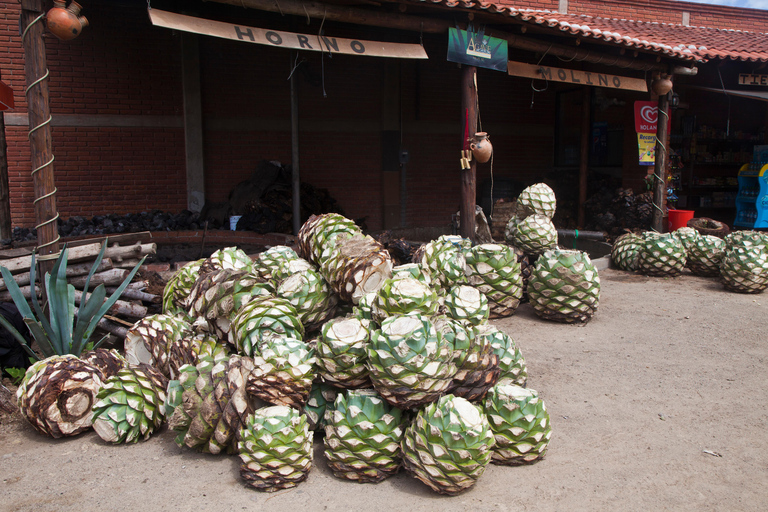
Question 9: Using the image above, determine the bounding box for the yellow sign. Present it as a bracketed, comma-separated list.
[507, 61, 648, 92]
[148, 9, 428, 59]
[637, 133, 656, 166]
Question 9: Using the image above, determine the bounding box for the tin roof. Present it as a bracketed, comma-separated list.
[406, 0, 768, 62]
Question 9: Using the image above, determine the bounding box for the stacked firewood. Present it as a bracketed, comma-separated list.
[0, 233, 158, 340]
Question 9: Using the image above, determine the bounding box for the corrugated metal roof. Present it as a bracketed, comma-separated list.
[406, 0, 768, 62]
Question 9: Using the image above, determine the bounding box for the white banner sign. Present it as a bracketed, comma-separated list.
[148, 9, 428, 59]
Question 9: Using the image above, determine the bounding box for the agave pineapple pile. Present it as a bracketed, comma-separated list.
[11, 212, 556, 497]
[611, 227, 768, 294]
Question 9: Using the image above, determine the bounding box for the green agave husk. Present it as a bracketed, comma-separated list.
[434, 316, 499, 402]
[509, 214, 557, 256]
[352, 292, 377, 322]
[187, 269, 274, 339]
[238, 405, 314, 492]
[316, 316, 373, 389]
[418, 235, 470, 292]
[16, 355, 104, 438]
[443, 284, 490, 326]
[298, 213, 361, 266]
[483, 384, 552, 465]
[302, 380, 340, 431]
[720, 245, 768, 293]
[476, 325, 527, 387]
[637, 232, 686, 277]
[229, 296, 305, 357]
[247, 336, 316, 408]
[277, 268, 339, 331]
[391, 263, 433, 287]
[199, 246, 254, 275]
[611, 233, 643, 271]
[465, 243, 523, 318]
[163, 259, 204, 315]
[367, 314, 455, 409]
[92, 363, 169, 444]
[323, 389, 405, 483]
[168, 354, 258, 454]
[687, 234, 725, 277]
[372, 277, 439, 322]
[251, 245, 300, 283]
[516, 182, 556, 219]
[124, 313, 194, 379]
[528, 249, 600, 324]
[401, 394, 494, 496]
[724, 230, 768, 252]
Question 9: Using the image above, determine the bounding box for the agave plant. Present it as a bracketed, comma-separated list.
[0, 244, 145, 360]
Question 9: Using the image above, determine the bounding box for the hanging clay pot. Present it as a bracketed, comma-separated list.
[47, 1, 89, 41]
[470, 132, 493, 164]
[651, 76, 673, 96]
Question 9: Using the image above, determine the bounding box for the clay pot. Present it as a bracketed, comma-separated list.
[47, 1, 88, 41]
[470, 132, 493, 164]
[652, 76, 673, 96]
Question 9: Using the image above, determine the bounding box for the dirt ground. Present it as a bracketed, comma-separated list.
[1, 268, 766, 512]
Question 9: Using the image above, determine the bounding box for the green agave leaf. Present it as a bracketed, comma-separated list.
[84, 256, 147, 346]
[0, 315, 37, 361]
[72, 284, 107, 356]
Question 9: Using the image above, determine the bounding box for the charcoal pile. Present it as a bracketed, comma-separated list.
[203, 160, 345, 233]
[2, 211, 204, 247]
[584, 187, 653, 239]
[373, 231, 422, 265]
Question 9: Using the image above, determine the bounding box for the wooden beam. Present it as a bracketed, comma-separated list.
[0, 67, 10, 240]
[461, 66, 477, 242]
[206, 0, 679, 73]
[290, 51, 301, 235]
[652, 93, 670, 232]
[578, 87, 591, 229]
[181, 33, 206, 212]
[21, 0, 59, 276]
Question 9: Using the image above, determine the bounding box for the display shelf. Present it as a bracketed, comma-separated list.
[734, 163, 768, 228]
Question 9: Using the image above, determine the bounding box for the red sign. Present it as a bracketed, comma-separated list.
[0, 80, 13, 111]
[634, 100, 670, 133]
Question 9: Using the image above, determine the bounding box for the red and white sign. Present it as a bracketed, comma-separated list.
[634, 101, 670, 133]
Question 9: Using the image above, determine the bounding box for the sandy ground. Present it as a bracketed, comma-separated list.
[1, 268, 767, 512]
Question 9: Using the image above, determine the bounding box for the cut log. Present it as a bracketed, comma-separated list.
[74, 290, 147, 318]
[103, 243, 157, 263]
[96, 318, 129, 339]
[111, 258, 144, 269]
[105, 286, 160, 303]
[0, 259, 113, 291]
[69, 269, 131, 290]
[0, 243, 103, 274]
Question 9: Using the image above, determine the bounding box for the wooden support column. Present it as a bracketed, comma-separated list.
[0, 103, 10, 240]
[382, 61, 401, 229]
[21, 0, 59, 275]
[461, 66, 477, 242]
[290, 51, 301, 235]
[578, 87, 591, 228]
[181, 33, 205, 212]
[652, 93, 670, 232]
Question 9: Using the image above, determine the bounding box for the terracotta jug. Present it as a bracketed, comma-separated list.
[652, 76, 673, 96]
[470, 132, 493, 163]
[47, 1, 89, 41]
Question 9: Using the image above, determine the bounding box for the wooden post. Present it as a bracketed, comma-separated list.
[578, 87, 591, 228]
[181, 33, 206, 212]
[460, 66, 477, 242]
[0, 105, 10, 240]
[290, 51, 301, 235]
[21, 0, 59, 275]
[652, 93, 670, 232]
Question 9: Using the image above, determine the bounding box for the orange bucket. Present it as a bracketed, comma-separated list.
[668, 209, 695, 231]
